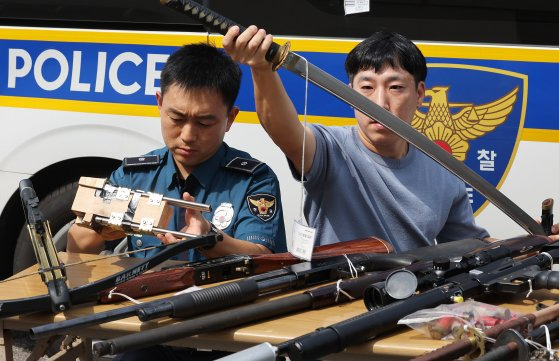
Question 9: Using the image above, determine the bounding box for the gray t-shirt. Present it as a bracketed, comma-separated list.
[292, 124, 489, 252]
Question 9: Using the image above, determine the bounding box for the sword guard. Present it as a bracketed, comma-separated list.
[270, 42, 290, 71]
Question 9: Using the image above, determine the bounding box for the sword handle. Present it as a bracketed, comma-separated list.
[161, 0, 290, 70]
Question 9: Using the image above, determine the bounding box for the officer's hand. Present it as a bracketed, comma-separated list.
[222, 25, 274, 71]
[157, 192, 211, 245]
[182, 192, 211, 235]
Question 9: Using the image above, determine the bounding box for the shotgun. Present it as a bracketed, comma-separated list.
[280, 245, 559, 360]
[31, 249, 413, 339]
[201, 236, 557, 361]
[89, 235, 549, 356]
[97, 236, 393, 303]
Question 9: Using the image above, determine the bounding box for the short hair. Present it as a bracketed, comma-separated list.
[160, 43, 242, 110]
[345, 30, 427, 85]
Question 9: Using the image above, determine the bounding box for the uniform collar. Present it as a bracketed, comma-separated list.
[166, 143, 228, 191]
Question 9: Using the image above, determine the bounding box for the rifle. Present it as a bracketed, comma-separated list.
[280, 245, 559, 360]
[88, 235, 549, 356]
[210, 239, 559, 361]
[97, 237, 393, 303]
[31, 250, 414, 339]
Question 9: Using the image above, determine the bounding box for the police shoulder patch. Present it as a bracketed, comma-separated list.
[225, 157, 262, 174]
[122, 155, 160, 169]
[247, 194, 277, 222]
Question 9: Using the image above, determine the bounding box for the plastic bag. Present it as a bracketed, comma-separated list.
[397, 300, 520, 340]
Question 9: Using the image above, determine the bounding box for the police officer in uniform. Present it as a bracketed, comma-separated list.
[67, 43, 287, 260]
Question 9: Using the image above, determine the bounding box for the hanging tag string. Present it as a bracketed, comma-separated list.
[526, 279, 534, 298]
[107, 287, 143, 304]
[334, 255, 359, 302]
[335, 279, 355, 303]
[344, 254, 359, 279]
[299, 56, 310, 220]
[541, 252, 554, 269]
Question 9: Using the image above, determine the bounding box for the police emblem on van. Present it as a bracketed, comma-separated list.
[247, 194, 277, 222]
[415, 63, 527, 214]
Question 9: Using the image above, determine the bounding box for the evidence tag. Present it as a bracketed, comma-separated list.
[291, 219, 317, 261]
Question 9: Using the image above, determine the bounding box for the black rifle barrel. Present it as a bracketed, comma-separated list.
[32, 253, 405, 339]
[135, 253, 390, 322]
[283, 248, 559, 361]
[93, 267, 407, 356]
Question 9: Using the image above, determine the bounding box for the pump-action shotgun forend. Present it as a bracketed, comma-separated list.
[71, 177, 212, 240]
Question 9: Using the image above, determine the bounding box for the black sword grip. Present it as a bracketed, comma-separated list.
[161, 0, 285, 69]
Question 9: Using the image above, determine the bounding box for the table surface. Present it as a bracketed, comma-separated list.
[1, 252, 556, 361]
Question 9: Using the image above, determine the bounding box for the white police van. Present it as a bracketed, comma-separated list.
[1, 0, 558, 278]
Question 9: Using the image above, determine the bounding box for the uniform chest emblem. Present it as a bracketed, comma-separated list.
[212, 202, 234, 230]
[247, 194, 277, 222]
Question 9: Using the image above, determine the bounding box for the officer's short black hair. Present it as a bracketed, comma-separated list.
[345, 30, 427, 85]
[160, 43, 242, 110]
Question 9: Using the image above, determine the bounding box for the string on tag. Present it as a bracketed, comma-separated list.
[541, 252, 554, 269]
[107, 287, 142, 304]
[525, 324, 558, 361]
[543, 324, 554, 361]
[459, 325, 490, 360]
[526, 278, 534, 298]
[334, 279, 355, 303]
[344, 254, 358, 279]
[298, 55, 310, 221]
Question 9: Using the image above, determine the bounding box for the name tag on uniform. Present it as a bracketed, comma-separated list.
[122, 155, 160, 168]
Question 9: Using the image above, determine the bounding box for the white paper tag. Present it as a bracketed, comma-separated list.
[174, 285, 203, 296]
[344, 0, 370, 15]
[291, 219, 317, 261]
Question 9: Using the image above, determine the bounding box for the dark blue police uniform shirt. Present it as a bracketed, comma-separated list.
[109, 143, 287, 261]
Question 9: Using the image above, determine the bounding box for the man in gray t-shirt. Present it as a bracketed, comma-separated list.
[224, 27, 491, 250]
[296, 124, 488, 251]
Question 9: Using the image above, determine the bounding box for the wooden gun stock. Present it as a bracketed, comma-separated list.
[98, 236, 393, 303]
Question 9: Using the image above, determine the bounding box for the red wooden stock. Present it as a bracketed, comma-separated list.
[97, 236, 392, 303]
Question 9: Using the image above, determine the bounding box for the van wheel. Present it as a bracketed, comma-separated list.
[12, 181, 79, 274]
